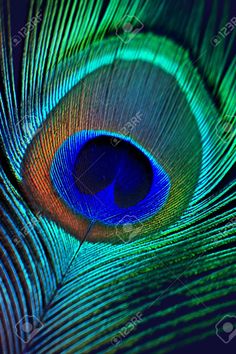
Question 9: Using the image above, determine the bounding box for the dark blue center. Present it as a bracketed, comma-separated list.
[50, 130, 170, 225]
[73, 135, 153, 208]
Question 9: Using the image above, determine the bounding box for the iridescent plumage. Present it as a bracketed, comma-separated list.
[0, 0, 235, 353]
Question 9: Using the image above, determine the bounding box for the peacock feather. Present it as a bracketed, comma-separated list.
[0, 0, 235, 353]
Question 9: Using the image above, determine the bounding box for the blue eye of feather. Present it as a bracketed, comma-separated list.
[50, 130, 170, 225]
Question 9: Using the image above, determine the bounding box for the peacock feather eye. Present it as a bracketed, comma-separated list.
[20, 37, 209, 242]
[1, 1, 236, 353]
